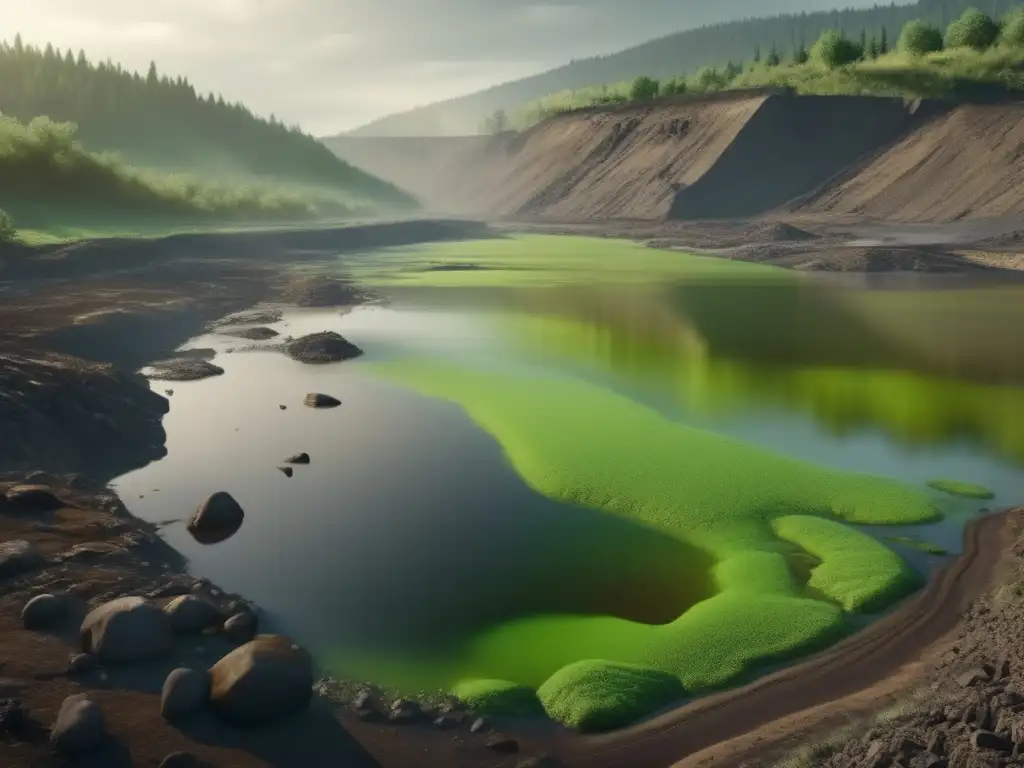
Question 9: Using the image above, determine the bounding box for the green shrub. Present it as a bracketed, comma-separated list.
[0, 209, 16, 242]
[811, 30, 864, 68]
[630, 76, 661, 101]
[660, 76, 688, 96]
[945, 8, 1000, 51]
[1000, 8, 1024, 47]
[692, 66, 728, 92]
[899, 20, 945, 55]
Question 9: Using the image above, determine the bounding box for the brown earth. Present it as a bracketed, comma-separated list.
[795, 102, 1024, 223]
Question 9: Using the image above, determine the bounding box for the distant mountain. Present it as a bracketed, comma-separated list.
[341, 0, 1017, 137]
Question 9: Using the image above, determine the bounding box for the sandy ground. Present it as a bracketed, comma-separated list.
[1, 218, 1022, 768]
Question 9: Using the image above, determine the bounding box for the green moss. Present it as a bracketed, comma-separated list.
[453, 679, 544, 716]
[926, 478, 995, 499]
[367, 360, 937, 723]
[772, 516, 923, 612]
[884, 536, 948, 555]
[350, 234, 787, 288]
[537, 660, 685, 732]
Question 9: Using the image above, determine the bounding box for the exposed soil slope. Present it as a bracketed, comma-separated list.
[797, 102, 1024, 222]
[328, 93, 938, 222]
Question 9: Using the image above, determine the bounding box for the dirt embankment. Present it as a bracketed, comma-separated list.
[325, 93, 942, 222]
[794, 102, 1024, 223]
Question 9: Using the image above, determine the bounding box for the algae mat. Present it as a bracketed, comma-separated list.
[364, 359, 940, 730]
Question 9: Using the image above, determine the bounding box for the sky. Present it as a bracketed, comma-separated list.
[6, 0, 878, 135]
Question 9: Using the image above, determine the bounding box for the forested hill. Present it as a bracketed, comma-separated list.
[0, 36, 411, 205]
[345, 0, 1021, 137]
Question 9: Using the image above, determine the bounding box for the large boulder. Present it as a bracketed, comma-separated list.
[51, 694, 105, 755]
[208, 635, 314, 725]
[5, 485, 67, 511]
[22, 593, 69, 630]
[80, 596, 173, 662]
[187, 492, 244, 545]
[161, 667, 209, 720]
[222, 610, 258, 644]
[286, 332, 363, 364]
[0, 540, 43, 578]
[163, 595, 223, 634]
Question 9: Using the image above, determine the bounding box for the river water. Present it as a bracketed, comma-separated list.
[113, 276, 1024, 694]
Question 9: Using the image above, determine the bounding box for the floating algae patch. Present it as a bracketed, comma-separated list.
[367, 359, 940, 728]
[927, 478, 995, 500]
[537, 660, 685, 732]
[453, 678, 544, 716]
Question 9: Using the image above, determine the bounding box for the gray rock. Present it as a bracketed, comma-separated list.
[0, 540, 43, 578]
[208, 635, 314, 725]
[147, 359, 224, 381]
[187, 492, 244, 545]
[5, 484, 66, 511]
[159, 753, 198, 768]
[222, 326, 279, 341]
[434, 715, 457, 729]
[921, 755, 948, 768]
[285, 453, 310, 464]
[68, 653, 97, 675]
[161, 668, 209, 720]
[388, 699, 423, 724]
[51, 694, 105, 755]
[470, 716, 490, 734]
[163, 595, 223, 634]
[80, 596, 173, 662]
[971, 729, 1012, 752]
[957, 667, 992, 688]
[286, 332, 363, 364]
[222, 611, 258, 644]
[351, 689, 372, 710]
[278, 466, 293, 478]
[22, 593, 68, 630]
[304, 393, 341, 408]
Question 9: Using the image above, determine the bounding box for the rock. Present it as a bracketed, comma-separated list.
[304, 393, 341, 408]
[222, 611, 258, 644]
[957, 667, 992, 687]
[926, 730, 946, 756]
[222, 326, 279, 341]
[278, 466, 293, 478]
[161, 668, 209, 720]
[159, 753, 199, 768]
[487, 737, 519, 754]
[388, 699, 423, 724]
[285, 453, 310, 464]
[22, 593, 69, 630]
[208, 635, 314, 725]
[0, 540, 43, 578]
[68, 653, 97, 675]
[0, 698, 29, 738]
[286, 332, 363, 364]
[470, 716, 490, 734]
[163, 595, 223, 634]
[921, 756, 948, 768]
[5, 484, 67, 511]
[147, 359, 224, 381]
[187, 492, 244, 545]
[351, 689, 373, 710]
[51, 694, 105, 755]
[279, 404, 287, 410]
[80, 596, 173, 662]
[165, 389, 174, 396]
[434, 715, 457, 729]
[971, 730, 1012, 752]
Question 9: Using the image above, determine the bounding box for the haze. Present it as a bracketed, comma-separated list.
[8, 0, 887, 134]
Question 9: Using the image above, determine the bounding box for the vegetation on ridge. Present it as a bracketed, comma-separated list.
[0, 35, 413, 207]
[495, 7, 1024, 131]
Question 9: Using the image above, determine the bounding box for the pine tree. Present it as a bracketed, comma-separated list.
[880, 25, 889, 54]
[766, 43, 781, 67]
[859, 29, 867, 58]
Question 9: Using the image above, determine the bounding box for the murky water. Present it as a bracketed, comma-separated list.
[115, 276, 1024, 693]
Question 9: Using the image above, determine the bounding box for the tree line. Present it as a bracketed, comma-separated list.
[0, 36, 409, 204]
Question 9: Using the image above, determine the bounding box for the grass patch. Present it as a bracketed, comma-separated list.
[452, 679, 544, 716]
[927, 478, 995, 499]
[367, 360, 938, 728]
[537, 660, 685, 731]
[883, 536, 948, 555]
[350, 234, 787, 289]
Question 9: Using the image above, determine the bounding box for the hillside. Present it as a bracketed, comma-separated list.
[794, 102, 1024, 221]
[341, 0, 1021, 136]
[0, 36, 413, 208]
[333, 92, 935, 221]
